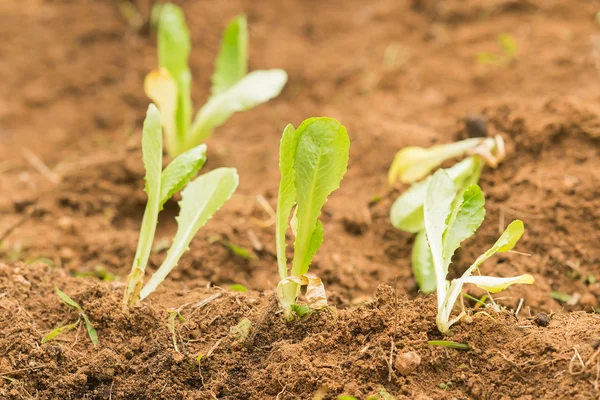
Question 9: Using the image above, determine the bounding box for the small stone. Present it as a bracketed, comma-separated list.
[394, 351, 421, 376]
[60, 247, 76, 260]
[580, 292, 596, 307]
[465, 115, 488, 138]
[58, 216, 75, 233]
[534, 312, 551, 327]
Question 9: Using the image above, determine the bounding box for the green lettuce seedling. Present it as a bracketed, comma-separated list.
[424, 169, 533, 333]
[275, 118, 350, 318]
[42, 286, 98, 346]
[145, 4, 288, 157]
[390, 136, 504, 293]
[123, 104, 238, 308]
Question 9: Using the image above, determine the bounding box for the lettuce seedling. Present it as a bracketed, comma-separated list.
[123, 104, 238, 308]
[390, 136, 504, 293]
[424, 169, 533, 333]
[42, 286, 98, 346]
[145, 4, 288, 157]
[275, 118, 350, 318]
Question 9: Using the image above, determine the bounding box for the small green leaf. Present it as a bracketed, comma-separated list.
[390, 178, 429, 233]
[427, 340, 470, 350]
[477, 52, 500, 65]
[423, 170, 455, 289]
[82, 314, 98, 346]
[291, 304, 312, 318]
[338, 396, 359, 400]
[229, 284, 247, 292]
[412, 230, 436, 294]
[466, 220, 524, 273]
[188, 69, 287, 146]
[211, 15, 248, 97]
[221, 240, 256, 260]
[497, 33, 517, 59]
[196, 354, 204, 363]
[159, 144, 207, 207]
[442, 185, 485, 268]
[551, 291, 573, 303]
[140, 168, 239, 300]
[462, 274, 534, 293]
[54, 286, 81, 311]
[41, 319, 80, 344]
[276, 124, 297, 280]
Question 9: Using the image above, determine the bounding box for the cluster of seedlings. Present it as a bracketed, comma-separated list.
[43, 0, 534, 386]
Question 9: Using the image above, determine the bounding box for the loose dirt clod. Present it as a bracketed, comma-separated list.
[534, 312, 551, 327]
[394, 350, 421, 376]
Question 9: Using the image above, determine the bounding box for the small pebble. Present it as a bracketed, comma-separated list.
[465, 115, 488, 138]
[534, 312, 551, 327]
[395, 351, 421, 376]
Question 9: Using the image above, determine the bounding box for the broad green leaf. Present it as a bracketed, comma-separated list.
[144, 69, 179, 157]
[159, 144, 207, 207]
[188, 69, 287, 147]
[466, 220, 525, 275]
[211, 15, 248, 97]
[302, 220, 324, 270]
[140, 168, 239, 300]
[390, 157, 483, 234]
[388, 138, 482, 184]
[276, 124, 297, 280]
[82, 314, 98, 346]
[157, 3, 192, 152]
[54, 286, 81, 311]
[291, 118, 350, 276]
[461, 274, 534, 293]
[442, 185, 485, 270]
[390, 178, 429, 233]
[123, 104, 163, 308]
[423, 169, 455, 308]
[41, 320, 80, 344]
[412, 230, 436, 294]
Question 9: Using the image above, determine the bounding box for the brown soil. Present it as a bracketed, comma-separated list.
[1, 0, 599, 398]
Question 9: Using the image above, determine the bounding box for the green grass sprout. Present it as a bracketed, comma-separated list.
[390, 135, 505, 293]
[123, 104, 238, 308]
[275, 118, 350, 319]
[167, 309, 185, 352]
[42, 286, 98, 346]
[145, 4, 287, 157]
[424, 170, 533, 333]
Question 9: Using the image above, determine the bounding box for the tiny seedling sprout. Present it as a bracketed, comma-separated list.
[424, 169, 533, 333]
[390, 135, 505, 293]
[145, 4, 288, 157]
[477, 33, 518, 65]
[42, 286, 98, 346]
[275, 118, 350, 318]
[123, 104, 238, 308]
